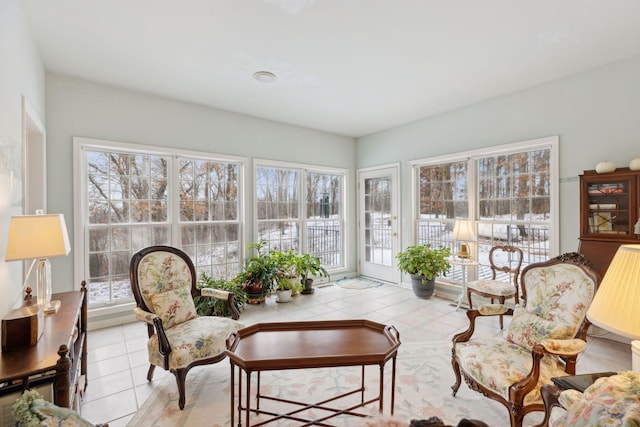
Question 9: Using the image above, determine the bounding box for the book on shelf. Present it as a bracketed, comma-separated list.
[589, 203, 617, 209]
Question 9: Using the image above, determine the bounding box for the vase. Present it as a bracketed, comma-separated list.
[301, 278, 315, 294]
[410, 274, 435, 299]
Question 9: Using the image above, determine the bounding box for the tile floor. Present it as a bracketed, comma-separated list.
[81, 282, 632, 426]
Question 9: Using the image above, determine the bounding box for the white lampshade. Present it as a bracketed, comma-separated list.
[587, 244, 640, 339]
[452, 219, 476, 242]
[5, 214, 71, 261]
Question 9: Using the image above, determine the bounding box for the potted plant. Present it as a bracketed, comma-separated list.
[195, 273, 247, 316]
[396, 244, 451, 298]
[236, 241, 279, 304]
[294, 253, 329, 294]
[274, 275, 295, 303]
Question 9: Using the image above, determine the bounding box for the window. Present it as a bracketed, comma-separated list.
[255, 162, 345, 269]
[76, 139, 243, 308]
[413, 137, 557, 281]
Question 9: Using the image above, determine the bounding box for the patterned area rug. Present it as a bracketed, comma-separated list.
[127, 341, 512, 426]
[335, 277, 384, 289]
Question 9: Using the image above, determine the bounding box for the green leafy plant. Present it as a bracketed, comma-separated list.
[195, 273, 247, 317]
[294, 252, 329, 285]
[395, 244, 451, 283]
[237, 241, 280, 293]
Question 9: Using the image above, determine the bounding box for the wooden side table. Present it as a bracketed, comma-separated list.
[0, 282, 88, 410]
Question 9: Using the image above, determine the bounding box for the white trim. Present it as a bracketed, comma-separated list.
[409, 136, 556, 166]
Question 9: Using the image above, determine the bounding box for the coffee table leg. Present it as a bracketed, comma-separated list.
[230, 362, 235, 427]
[379, 363, 384, 414]
[245, 371, 252, 427]
[391, 355, 397, 415]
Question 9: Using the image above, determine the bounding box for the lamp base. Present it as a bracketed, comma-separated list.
[44, 300, 61, 315]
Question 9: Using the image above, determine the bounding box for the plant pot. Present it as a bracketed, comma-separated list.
[245, 284, 267, 304]
[301, 278, 315, 294]
[410, 274, 435, 299]
[275, 289, 292, 303]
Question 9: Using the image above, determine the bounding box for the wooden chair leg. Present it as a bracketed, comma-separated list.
[467, 290, 473, 310]
[146, 364, 155, 381]
[499, 297, 506, 329]
[174, 368, 188, 410]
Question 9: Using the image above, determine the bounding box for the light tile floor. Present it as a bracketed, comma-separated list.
[81, 282, 632, 426]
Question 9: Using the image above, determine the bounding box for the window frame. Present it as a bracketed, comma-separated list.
[73, 137, 247, 317]
[253, 158, 348, 273]
[409, 136, 559, 281]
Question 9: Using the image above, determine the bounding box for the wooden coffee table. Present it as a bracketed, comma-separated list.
[225, 319, 401, 426]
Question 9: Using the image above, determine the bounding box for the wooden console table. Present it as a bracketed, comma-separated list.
[226, 319, 401, 427]
[0, 282, 88, 410]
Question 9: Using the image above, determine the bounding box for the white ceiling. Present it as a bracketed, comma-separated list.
[20, 0, 640, 138]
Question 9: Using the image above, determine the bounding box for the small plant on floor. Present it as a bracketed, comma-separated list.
[396, 244, 451, 283]
[195, 273, 247, 317]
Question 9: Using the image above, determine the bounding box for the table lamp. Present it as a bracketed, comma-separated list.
[452, 219, 475, 260]
[5, 212, 71, 314]
[587, 244, 640, 371]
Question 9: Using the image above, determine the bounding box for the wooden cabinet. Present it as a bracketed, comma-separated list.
[579, 168, 640, 278]
[0, 282, 87, 411]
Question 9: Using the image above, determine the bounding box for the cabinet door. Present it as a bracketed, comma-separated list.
[581, 174, 637, 238]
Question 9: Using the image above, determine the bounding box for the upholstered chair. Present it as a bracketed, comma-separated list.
[536, 371, 640, 427]
[451, 253, 599, 427]
[130, 245, 244, 410]
[466, 245, 523, 329]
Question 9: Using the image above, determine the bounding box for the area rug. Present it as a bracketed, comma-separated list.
[127, 341, 513, 427]
[335, 277, 384, 289]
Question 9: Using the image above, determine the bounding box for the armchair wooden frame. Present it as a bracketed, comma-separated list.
[130, 245, 241, 409]
[451, 253, 599, 427]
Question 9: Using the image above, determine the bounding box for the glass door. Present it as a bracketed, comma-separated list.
[358, 165, 400, 283]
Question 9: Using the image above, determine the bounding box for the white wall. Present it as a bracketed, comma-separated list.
[357, 54, 640, 256]
[45, 73, 357, 291]
[0, 0, 46, 318]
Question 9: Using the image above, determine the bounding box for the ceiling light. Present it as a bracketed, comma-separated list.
[253, 71, 277, 83]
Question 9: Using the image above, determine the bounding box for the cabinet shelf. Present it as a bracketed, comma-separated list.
[579, 168, 640, 278]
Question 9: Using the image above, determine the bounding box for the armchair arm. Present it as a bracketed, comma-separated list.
[134, 307, 159, 325]
[452, 306, 514, 344]
[540, 339, 586, 357]
[133, 308, 171, 368]
[199, 288, 240, 320]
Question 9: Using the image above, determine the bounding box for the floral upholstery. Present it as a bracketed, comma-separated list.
[147, 316, 243, 369]
[467, 279, 515, 296]
[455, 338, 570, 405]
[458, 263, 596, 406]
[552, 371, 640, 427]
[150, 287, 198, 329]
[135, 250, 193, 310]
[452, 253, 599, 427]
[12, 389, 101, 427]
[130, 246, 244, 409]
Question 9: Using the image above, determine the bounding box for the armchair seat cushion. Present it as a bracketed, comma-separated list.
[456, 338, 569, 405]
[467, 280, 516, 297]
[148, 316, 244, 370]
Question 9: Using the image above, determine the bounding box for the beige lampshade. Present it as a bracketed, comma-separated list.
[5, 214, 71, 261]
[587, 244, 640, 339]
[452, 219, 476, 241]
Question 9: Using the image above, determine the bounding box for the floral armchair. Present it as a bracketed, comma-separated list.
[130, 245, 244, 410]
[451, 253, 599, 427]
[536, 371, 640, 427]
